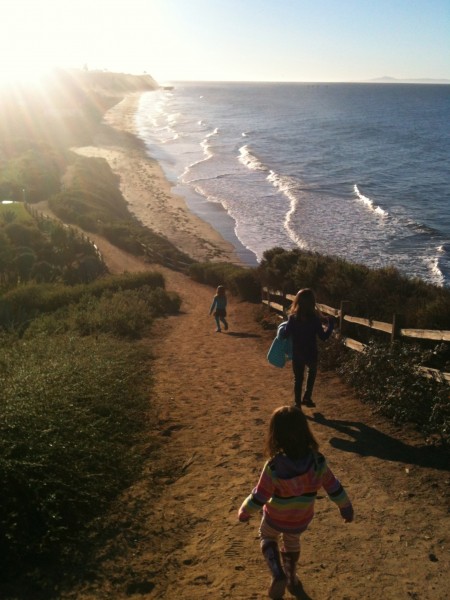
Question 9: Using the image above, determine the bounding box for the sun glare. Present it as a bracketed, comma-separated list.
[0, 0, 91, 87]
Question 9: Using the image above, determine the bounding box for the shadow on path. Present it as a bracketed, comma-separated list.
[309, 412, 450, 471]
[226, 331, 261, 339]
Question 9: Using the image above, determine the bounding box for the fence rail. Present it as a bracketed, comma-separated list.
[262, 287, 450, 383]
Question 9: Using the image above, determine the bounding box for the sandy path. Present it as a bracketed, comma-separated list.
[62, 240, 449, 600]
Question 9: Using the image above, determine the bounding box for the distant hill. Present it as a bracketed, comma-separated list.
[0, 68, 159, 153]
[368, 76, 450, 84]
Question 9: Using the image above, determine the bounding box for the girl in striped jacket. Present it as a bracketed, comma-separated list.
[238, 406, 353, 599]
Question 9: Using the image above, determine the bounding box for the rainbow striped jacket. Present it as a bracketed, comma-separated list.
[239, 452, 352, 533]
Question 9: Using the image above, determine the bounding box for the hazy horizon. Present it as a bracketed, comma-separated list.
[1, 0, 448, 86]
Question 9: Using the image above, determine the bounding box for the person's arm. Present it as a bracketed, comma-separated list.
[283, 315, 294, 338]
[316, 316, 334, 341]
[209, 296, 217, 315]
[238, 462, 275, 521]
[317, 455, 354, 522]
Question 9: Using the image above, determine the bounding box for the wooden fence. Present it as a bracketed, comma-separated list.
[262, 287, 450, 383]
[139, 243, 192, 272]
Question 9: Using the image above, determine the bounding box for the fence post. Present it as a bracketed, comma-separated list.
[391, 313, 404, 343]
[267, 288, 271, 311]
[339, 301, 351, 336]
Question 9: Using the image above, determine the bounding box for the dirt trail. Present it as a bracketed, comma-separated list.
[64, 239, 449, 600]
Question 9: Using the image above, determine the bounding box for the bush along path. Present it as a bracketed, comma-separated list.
[63, 238, 450, 600]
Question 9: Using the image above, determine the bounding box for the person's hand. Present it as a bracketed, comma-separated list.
[238, 508, 250, 522]
[340, 505, 354, 523]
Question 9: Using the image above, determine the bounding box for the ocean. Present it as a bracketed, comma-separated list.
[134, 82, 450, 286]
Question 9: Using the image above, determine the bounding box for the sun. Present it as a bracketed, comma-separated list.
[0, 0, 86, 87]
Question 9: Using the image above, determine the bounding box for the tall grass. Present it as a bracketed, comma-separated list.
[0, 272, 181, 596]
[0, 334, 151, 587]
[0, 271, 166, 331]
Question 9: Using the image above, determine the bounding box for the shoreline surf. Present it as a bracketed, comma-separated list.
[73, 93, 250, 266]
[134, 83, 450, 287]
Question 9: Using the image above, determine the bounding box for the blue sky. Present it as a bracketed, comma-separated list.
[1, 0, 449, 83]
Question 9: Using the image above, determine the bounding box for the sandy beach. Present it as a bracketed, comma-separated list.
[73, 93, 242, 265]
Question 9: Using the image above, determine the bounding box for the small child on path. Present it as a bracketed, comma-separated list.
[238, 406, 353, 599]
[284, 288, 334, 407]
[209, 285, 228, 332]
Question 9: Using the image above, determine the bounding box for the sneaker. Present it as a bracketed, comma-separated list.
[223, 322, 229, 331]
[215, 328, 221, 333]
[303, 399, 316, 407]
[302, 394, 315, 407]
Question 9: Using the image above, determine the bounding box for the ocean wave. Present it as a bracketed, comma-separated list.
[265, 170, 308, 249]
[404, 220, 439, 235]
[199, 127, 219, 160]
[429, 254, 445, 287]
[353, 184, 388, 217]
[238, 146, 308, 248]
[238, 145, 268, 171]
[168, 112, 181, 126]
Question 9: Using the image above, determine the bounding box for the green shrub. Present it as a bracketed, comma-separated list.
[67, 287, 180, 339]
[340, 340, 450, 444]
[188, 261, 261, 302]
[68, 291, 153, 338]
[258, 247, 450, 328]
[0, 272, 166, 330]
[21, 284, 180, 341]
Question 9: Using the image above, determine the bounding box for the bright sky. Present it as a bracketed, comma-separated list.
[0, 0, 449, 84]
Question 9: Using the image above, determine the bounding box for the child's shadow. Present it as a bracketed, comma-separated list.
[309, 412, 449, 471]
[289, 581, 314, 599]
[226, 331, 261, 339]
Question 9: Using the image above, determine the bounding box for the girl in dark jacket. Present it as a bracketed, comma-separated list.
[284, 289, 334, 407]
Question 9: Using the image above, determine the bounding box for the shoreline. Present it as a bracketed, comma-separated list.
[74, 93, 247, 266]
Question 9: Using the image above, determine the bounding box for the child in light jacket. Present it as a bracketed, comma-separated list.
[209, 285, 228, 332]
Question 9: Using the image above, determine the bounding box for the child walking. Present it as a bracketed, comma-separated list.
[284, 288, 334, 407]
[209, 285, 228, 332]
[238, 406, 353, 599]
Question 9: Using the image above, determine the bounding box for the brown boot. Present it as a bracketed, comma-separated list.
[281, 551, 304, 597]
[261, 541, 287, 599]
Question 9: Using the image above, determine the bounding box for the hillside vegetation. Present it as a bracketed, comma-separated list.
[0, 69, 186, 597]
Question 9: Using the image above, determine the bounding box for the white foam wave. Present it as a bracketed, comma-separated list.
[238, 145, 268, 171]
[181, 128, 220, 181]
[168, 112, 180, 126]
[265, 170, 308, 249]
[354, 184, 388, 217]
[200, 127, 219, 159]
[429, 255, 445, 287]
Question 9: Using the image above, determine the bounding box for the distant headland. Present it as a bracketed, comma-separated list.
[367, 76, 450, 84]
